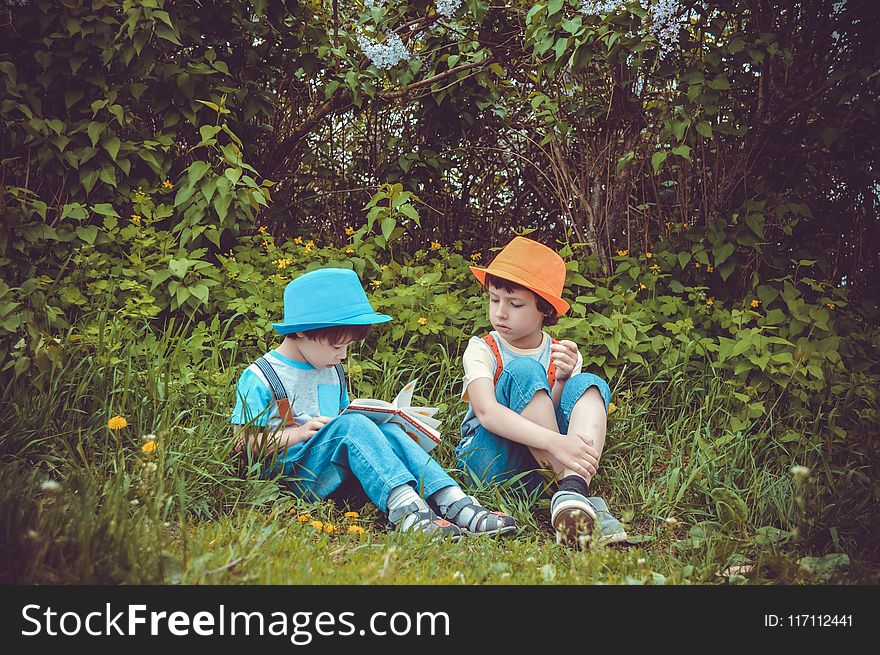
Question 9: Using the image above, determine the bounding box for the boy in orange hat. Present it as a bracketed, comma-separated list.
[455, 237, 627, 547]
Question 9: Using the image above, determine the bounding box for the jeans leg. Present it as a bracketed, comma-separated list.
[555, 373, 611, 433]
[377, 423, 458, 498]
[273, 413, 417, 512]
[454, 358, 552, 493]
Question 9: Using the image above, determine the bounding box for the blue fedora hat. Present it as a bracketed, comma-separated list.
[272, 268, 392, 335]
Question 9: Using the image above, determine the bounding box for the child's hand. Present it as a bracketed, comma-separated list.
[294, 416, 332, 443]
[551, 340, 581, 382]
[549, 433, 598, 479]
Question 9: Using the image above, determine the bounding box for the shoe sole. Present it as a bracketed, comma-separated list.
[593, 531, 629, 546]
[461, 525, 517, 537]
[551, 500, 596, 547]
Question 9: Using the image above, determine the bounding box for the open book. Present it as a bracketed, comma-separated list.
[339, 379, 441, 453]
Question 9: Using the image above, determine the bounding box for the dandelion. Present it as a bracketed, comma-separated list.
[130, 214, 141, 223]
[162, 179, 173, 189]
[323, 523, 335, 534]
[40, 479, 62, 495]
[346, 248, 355, 255]
[108, 415, 128, 430]
[791, 465, 810, 480]
[309, 520, 324, 533]
[430, 241, 441, 251]
[751, 299, 761, 308]
[706, 298, 714, 306]
[348, 525, 365, 534]
[650, 263, 660, 273]
[345, 226, 355, 236]
[371, 280, 381, 288]
[298, 514, 312, 523]
[608, 402, 617, 414]
[616, 249, 629, 257]
[645, 252, 653, 259]
[418, 317, 428, 326]
[470, 253, 482, 262]
[294, 236, 303, 245]
[344, 511, 359, 519]
[141, 439, 157, 454]
[706, 265, 714, 273]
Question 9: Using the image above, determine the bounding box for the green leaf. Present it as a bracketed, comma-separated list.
[714, 243, 735, 266]
[547, 0, 563, 16]
[91, 203, 119, 218]
[187, 160, 211, 186]
[156, 24, 183, 46]
[75, 226, 99, 244]
[104, 135, 120, 161]
[168, 258, 191, 278]
[671, 145, 691, 161]
[696, 121, 713, 138]
[651, 151, 668, 175]
[87, 121, 105, 146]
[189, 283, 209, 304]
[380, 217, 395, 242]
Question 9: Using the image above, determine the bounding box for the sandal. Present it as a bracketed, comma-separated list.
[442, 496, 517, 536]
[388, 501, 461, 541]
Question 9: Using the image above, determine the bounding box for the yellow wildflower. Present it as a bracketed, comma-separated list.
[162, 179, 173, 189]
[298, 514, 312, 523]
[380, 264, 388, 270]
[470, 253, 482, 262]
[294, 237, 303, 245]
[706, 298, 714, 306]
[371, 280, 381, 288]
[639, 283, 647, 290]
[107, 416, 128, 430]
[304, 244, 314, 253]
[288, 508, 297, 514]
[616, 249, 629, 257]
[694, 261, 702, 269]
[309, 520, 324, 532]
[323, 523, 335, 534]
[346, 248, 355, 255]
[430, 241, 441, 251]
[130, 214, 141, 223]
[141, 439, 157, 453]
[608, 402, 617, 414]
[650, 264, 660, 273]
[348, 525, 365, 535]
[258, 225, 267, 233]
[645, 252, 653, 259]
[418, 317, 428, 326]
[751, 299, 761, 308]
[276, 258, 292, 269]
[345, 226, 355, 236]
[706, 265, 714, 273]
[826, 303, 836, 310]
[306, 240, 315, 248]
[344, 511, 359, 519]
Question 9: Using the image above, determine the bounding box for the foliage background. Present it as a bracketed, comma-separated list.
[1, 0, 878, 583]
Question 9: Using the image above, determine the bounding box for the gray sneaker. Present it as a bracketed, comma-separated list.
[550, 490, 596, 548]
[587, 496, 629, 546]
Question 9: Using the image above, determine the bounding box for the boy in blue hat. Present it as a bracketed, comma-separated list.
[231, 267, 516, 540]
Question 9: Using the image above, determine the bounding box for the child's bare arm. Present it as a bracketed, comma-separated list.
[233, 417, 332, 455]
[467, 378, 597, 478]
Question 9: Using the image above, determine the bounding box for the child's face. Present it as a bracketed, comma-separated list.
[295, 335, 355, 369]
[487, 284, 545, 345]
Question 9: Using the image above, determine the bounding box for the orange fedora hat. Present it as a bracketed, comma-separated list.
[470, 236, 570, 315]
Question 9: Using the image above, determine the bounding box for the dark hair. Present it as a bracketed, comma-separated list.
[287, 324, 372, 344]
[485, 273, 559, 326]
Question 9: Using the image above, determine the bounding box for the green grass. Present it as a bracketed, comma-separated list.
[1, 315, 877, 585]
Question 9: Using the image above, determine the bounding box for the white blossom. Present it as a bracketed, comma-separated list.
[364, 0, 388, 8]
[436, 0, 463, 19]
[581, 0, 621, 14]
[641, 0, 681, 59]
[356, 32, 411, 69]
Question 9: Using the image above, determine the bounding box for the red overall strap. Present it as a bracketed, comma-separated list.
[483, 334, 560, 388]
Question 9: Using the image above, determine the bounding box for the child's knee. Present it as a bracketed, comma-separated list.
[504, 357, 546, 379]
[564, 373, 611, 412]
[330, 413, 381, 436]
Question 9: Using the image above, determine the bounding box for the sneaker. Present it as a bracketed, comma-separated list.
[550, 490, 596, 548]
[586, 496, 629, 546]
[388, 501, 462, 541]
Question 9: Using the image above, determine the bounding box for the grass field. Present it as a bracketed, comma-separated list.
[2, 315, 876, 585]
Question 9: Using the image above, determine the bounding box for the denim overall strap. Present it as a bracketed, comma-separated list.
[484, 332, 559, 388]
[334, 363, 347, 410]
[254, 356, 288, 401]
